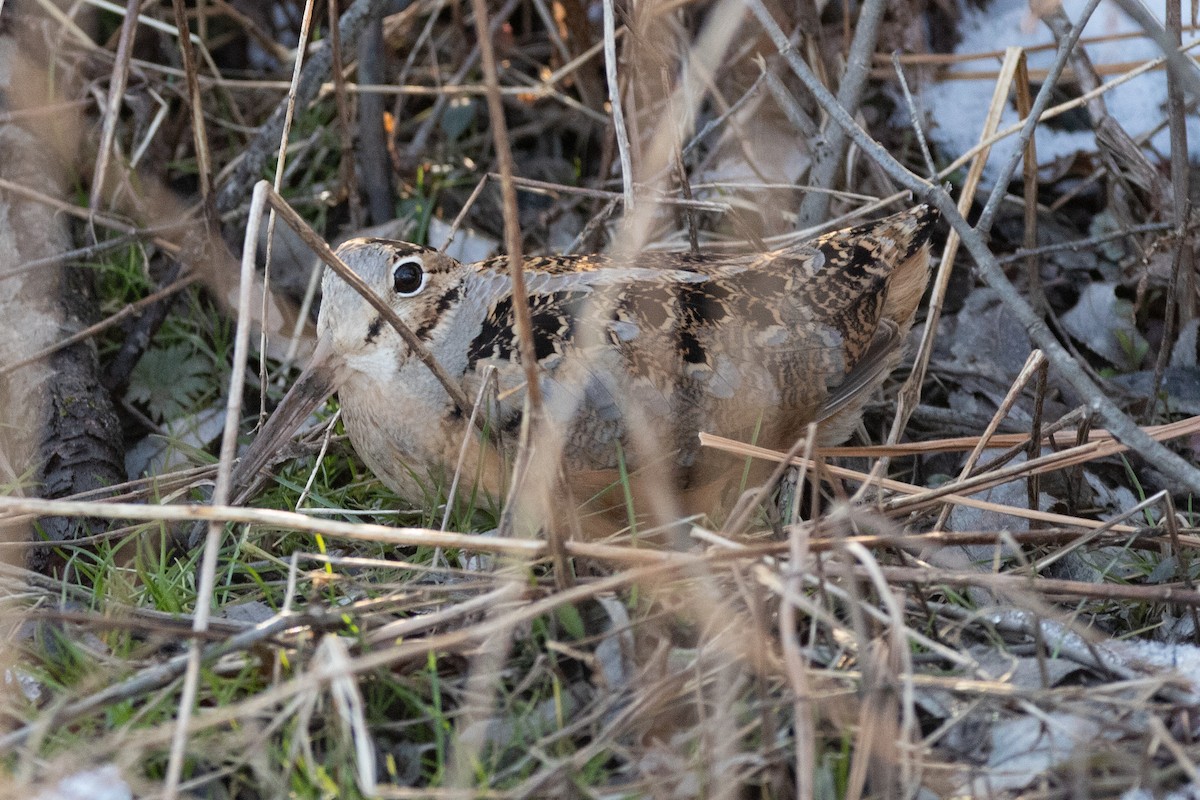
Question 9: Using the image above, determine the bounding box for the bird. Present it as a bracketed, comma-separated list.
[234, 204, 938, 528]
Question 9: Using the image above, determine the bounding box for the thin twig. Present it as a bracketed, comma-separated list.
[171, 0, 212, 200]
[1165, 0, 1197, 325]
[996, 220, 1174, 263]
[663, 69, 699, 254]
[868, 564, 1200, 608]
[603, 0, 634, 214]
[0, 177, 184, 247]
[1015, 52, 1042, 318]
[0, 227, 185, 283]
[892, 51, 936, 180]
[469, 0, 539, 414]
[441, 368, 497, 532]
[1151, 206, 1190, 419]
[90, 0, 140, 216]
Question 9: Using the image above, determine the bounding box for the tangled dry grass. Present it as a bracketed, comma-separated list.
[2, 0, 1200, 797]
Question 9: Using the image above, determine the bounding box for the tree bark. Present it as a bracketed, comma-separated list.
[0, 18, 124, 573]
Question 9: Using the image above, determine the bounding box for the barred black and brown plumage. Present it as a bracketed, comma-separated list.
[236, 205, 938, 521]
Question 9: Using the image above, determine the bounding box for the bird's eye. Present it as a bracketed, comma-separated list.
[392, 258, 427, 296]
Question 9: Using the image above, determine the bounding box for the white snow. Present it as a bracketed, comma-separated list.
[922, 0, 1200, 182]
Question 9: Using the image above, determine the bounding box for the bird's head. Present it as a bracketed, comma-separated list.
[319, 238, 468, 374]
[230, 237, 469, 500]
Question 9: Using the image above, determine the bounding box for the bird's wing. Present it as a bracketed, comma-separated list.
[815, 318, 902, 423]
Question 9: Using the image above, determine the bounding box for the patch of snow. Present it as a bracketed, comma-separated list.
[922, 0, 1200, 182]
[33, 765, 131, 800]
[1107, 636, 1200, 696]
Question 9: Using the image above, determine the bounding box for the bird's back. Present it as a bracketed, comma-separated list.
[452, 205, 938, 487]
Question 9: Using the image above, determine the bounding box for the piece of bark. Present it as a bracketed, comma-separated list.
[0, 20, 124, 573]
[357, 13, 395, 226]
[34, 264, 126, 571]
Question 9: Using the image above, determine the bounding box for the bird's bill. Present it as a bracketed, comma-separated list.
[231, 338, 341, 503]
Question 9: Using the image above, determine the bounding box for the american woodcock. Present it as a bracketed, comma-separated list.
[235, 205, 938, 522]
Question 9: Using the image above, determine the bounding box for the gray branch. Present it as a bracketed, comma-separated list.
[796, 0, 887, 228]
